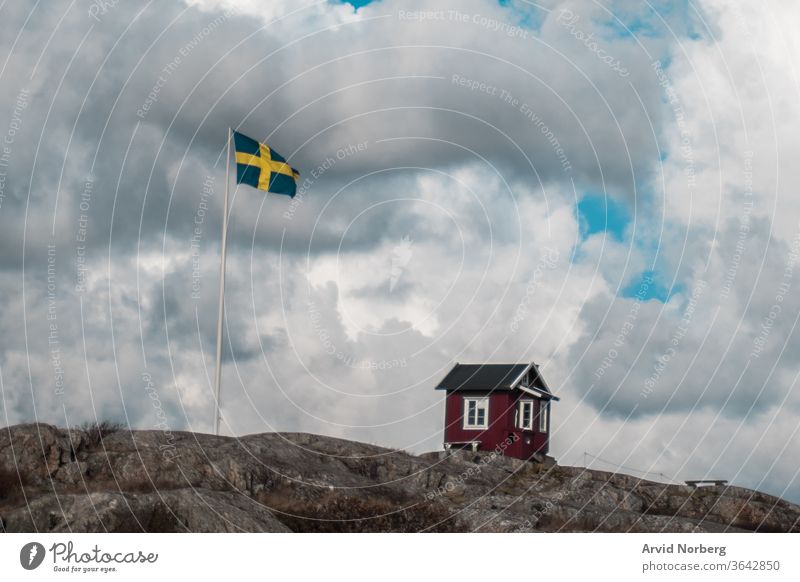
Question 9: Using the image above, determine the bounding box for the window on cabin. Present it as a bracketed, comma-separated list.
[518, 400, 534, 430]
[463, 397, 489, 429]
[539, 401, 550, 432]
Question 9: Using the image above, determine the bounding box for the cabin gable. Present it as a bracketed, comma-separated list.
[437, 362, 557, 461]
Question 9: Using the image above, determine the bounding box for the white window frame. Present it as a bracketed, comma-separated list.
[539, 401, 550, 433]
[518, 400, 534, 430]
[463, 397, 489, 430]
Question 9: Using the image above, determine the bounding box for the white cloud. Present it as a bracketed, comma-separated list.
[0, 0, 798, 503]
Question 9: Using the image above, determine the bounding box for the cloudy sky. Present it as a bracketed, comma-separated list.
[1, 0, 799, 502]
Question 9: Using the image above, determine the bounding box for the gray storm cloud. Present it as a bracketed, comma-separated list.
[0, 0, 798, 503]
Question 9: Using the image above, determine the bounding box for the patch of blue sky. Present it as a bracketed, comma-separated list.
[577, 192, 630, 242]
[622, 268, 684, 303]
[339, 0, 375, 9]
[498, 0, 546, 32]
[623, 228, 686, 303]
[595, 0, 693, 41]
[622, 269, 667, 302]
[575, 192, 683, 303]
[570, 192, 628, 268]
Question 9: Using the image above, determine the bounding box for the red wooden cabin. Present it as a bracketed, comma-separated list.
[436, 362, 559, 461]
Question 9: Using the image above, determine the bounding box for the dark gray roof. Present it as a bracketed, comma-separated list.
[435, 362, 558, 399]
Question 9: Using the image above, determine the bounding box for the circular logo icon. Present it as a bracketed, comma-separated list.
[20, 542, 46, 570]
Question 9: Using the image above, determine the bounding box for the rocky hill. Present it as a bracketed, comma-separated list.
[1, 423, 798, 533]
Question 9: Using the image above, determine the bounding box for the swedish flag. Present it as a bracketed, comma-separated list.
[233, 131, 299, 197]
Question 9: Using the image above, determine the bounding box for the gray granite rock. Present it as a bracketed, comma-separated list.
[1, 424, 798, 532]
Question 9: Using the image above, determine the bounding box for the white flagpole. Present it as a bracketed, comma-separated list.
[213, 127, 232, 436]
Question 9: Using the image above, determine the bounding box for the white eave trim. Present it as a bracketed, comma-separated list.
[509, 362, 534, 389]
[518, 384, 560, 401]
[534, 363, 554, 394]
